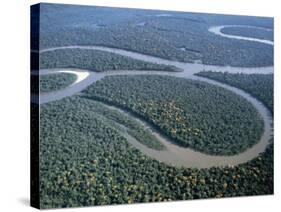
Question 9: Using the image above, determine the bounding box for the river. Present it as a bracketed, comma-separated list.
[31, 25, 274, 168]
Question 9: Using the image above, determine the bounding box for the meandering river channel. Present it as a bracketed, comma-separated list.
[31, 25, 274, 168]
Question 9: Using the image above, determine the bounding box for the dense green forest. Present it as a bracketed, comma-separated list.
[221, 26, 273, 41]
[196, 72, 273, 114]
[39, 96, 273, 208]
[36, 4, 274, 209]
[81, 99, 165, 150]
[39, 4, 273, 67]
[40, 49, 179, 72]
[40, 20, 273, 67]
[39, 73, 77, 93]
[82, 75, 263, 155]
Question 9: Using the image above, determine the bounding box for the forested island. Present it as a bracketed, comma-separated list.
[221, 26, 273, 41]
[82, 75, 264, 156]
[39, 73, 77, 93]
[40, 49, 179, 72]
